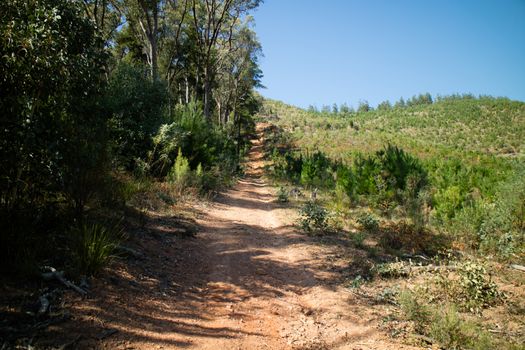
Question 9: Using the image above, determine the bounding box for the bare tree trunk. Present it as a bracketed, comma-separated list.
[185, 76, 189, 104]
[203, 65, 212, 119]
[137, 0, 159, 80]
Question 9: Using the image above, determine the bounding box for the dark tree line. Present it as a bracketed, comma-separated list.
[0, 0, 263, 274]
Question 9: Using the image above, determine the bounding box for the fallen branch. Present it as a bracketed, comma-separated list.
[38, 295, 50, 316]
[41, 267, 87, 296]
[510, 264, 525, 272]
[411, 264, 458, 271]
[402, 253, 430, 261]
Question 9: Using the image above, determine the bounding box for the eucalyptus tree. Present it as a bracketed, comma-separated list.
[117, 0, 164, 79]
[213, 20, 262, 126]
[190, 0, 261, 120]
[81, 0, 123, 45]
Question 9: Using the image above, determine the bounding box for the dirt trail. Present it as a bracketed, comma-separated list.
[50, 123, 420, 349]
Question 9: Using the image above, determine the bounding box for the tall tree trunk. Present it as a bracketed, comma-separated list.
[185, 76, 189, 104]
[137, 0, 159, 80]
[203, 65, 212, 119]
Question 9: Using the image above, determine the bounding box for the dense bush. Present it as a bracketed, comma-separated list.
[300, 150, 334, 188]
[0, 0, 109, 272]
[0, 0, 262, 277]
[356, 212, 380, 232]
[449, 167, 525, 259]
[151, 102, 239, 178]
[335, 165, 358, 202]
[300, 200, 329, 234]
[377, 144, 428, 194]
[106, 62, 169, 170]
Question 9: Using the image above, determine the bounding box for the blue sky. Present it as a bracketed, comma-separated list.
[253, 0, 525, 108]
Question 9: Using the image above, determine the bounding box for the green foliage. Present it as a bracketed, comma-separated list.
[71, 223, 121, 276]
[300, 201, 329, 234]
[0, 0, 109, 271]
[0, 0, 262, 276]
[336, 165, 357, 202]
[398, 291, 495, 350]
[264, 96, 525, 260]
[151, 102, 239, 178]
[356, 212, 379, 232]
[456, 261, 503, 311]
[374, 261, 409, 279]
[269, 149, 304, 183]
[429, 305, 493, 350]
[106, 62, 168, 169]
[277, 187, 289, 203]
[377, 144, 428, 194]
[352, 154, 382, 195]
[300, 150, 334, 188]
[398, 290, 431, 332]
[447, 167, 525, 259]
[434, 260, 503, 312]
[477, 170, 525, 258]
[350, 231, 367, 248]
[167, 148, 191, 186]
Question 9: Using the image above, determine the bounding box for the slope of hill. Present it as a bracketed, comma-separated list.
[258, 96, 525, 349]
[262, 97, 525, 160]
[260, 96, 525, 258]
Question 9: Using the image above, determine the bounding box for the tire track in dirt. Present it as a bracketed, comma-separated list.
[165, 123, 420, 349]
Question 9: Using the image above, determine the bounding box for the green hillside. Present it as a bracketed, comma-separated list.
[261, 96, 525, 260]
[263, 97, 525, 160]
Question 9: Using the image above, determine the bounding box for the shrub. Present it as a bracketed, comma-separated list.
[398, 291, 498, 350]
[300, 200, 329, 234]
[151, 102, 239, 178]
[374, 261, 409, 279]
[429, 305, 493, 350]
[353, 155, 381, 195]
[376, 144, 428, 194]
[356, 212, 379, 232]
[0, 0, 109, 271]
[456, 261, 503, 311]
[167, 148, 191, 187]
[277, 187, 289, 203]
[398, 290, 431, 333]
[478, 170, 525, 259]
[300, 150, 333, 188]
[336, 165, 357, 202]
[350, 231, 367, 248]
[106, 62, 168, 170]
[71, 223, 121, 276]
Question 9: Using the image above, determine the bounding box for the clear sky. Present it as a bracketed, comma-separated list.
[253, 0, 525, 108]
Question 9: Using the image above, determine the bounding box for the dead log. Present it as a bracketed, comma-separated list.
[409, 264, 459, 272]
[401, 253, 430, 261]
[41, 266, 87, 296]
[510, 264, 525, 272]
[38, 295, 50, 316]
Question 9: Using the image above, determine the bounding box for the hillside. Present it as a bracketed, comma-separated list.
[260, 96, 525, 259]
[263, 97, 525, 160]
[257, 97, 525, 348]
